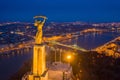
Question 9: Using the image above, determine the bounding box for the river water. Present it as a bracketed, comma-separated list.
[0, 31, 120, 80]
[62, 32, 120, 50]
[0, 49, 32, 80]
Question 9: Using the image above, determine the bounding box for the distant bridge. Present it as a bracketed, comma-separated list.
[46, 41, 88, 52]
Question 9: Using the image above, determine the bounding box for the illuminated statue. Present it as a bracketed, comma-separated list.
[27, 16, 48, 80]
[34, 16, 47, 44]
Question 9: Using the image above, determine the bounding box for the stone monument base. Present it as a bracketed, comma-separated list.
[28, 70, 48, 80]
[28, 44, 48, 80]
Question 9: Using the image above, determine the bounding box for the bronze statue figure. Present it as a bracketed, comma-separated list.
[34, 16, 47, 44]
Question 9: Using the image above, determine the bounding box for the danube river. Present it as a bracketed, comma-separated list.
[62, 32, 120, 50]
[0, 49, 32, 80]
[0, 31, 120, 80]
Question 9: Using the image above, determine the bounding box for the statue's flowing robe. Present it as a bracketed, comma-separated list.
[35, 23, 44, 44]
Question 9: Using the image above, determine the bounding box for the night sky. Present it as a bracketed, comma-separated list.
[0, 0, 120, 22]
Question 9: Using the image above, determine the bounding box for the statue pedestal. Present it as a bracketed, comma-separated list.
[28, 44, 48, 80]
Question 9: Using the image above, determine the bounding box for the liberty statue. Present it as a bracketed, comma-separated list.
[34, 16, 47, 44]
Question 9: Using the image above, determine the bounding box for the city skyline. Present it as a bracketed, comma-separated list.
[0, 0, 120, 22]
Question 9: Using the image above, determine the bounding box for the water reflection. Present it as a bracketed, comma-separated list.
[0, 48, 33, 80]
[61, 32, 120, 50]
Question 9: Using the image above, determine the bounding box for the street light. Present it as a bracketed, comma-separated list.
[67, 55, 71, 60]
[66, 54, 72, 66]
[63, 51, 74, 64]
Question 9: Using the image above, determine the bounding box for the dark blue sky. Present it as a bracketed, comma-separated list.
[0, 0, 120, 22]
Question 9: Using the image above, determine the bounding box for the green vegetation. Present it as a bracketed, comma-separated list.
[72, 51, 120, 80]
